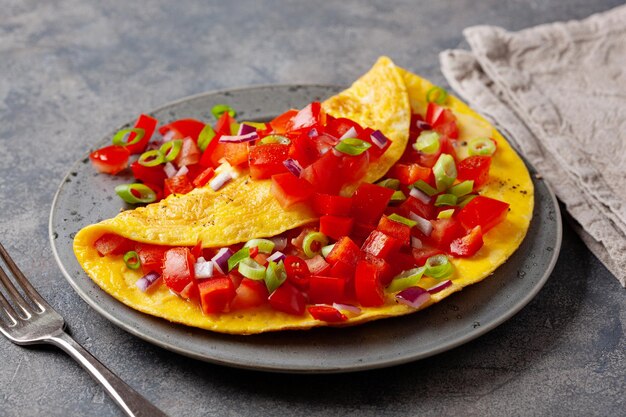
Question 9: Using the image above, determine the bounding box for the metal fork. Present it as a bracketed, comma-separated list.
[0, 242, 168, 417]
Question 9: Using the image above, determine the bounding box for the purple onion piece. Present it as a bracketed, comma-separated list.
[164, 162, 177, 178]
[283, 158, 303, 177]
[270, 237, 287, 251]
[339, 126, 358, 140]
[332, 303, 362, 315]
[194, 260, 214, 279]
[211, 248, 233, 274]
[396, 286, 431, 308]
[238, 123, 257, 136]
[411, 236, 423, 249]
[136, 272, 160, 292]
[370, 130, 389, 149]
[266, 251, 286, 263]
[308, 128, 319, 138]
[409, 211, 433, 236]
[416, 120, 432, 131]
[218, 132, 259, 143]
[427, 279, 452, 294]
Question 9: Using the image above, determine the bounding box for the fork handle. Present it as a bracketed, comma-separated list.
[47, 331, 169, 417]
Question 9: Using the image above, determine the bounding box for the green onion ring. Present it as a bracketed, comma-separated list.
[376, 178, 401, 190]
[435, 193, 458, 207]
[211, 104, 237, 119]
[437, 209, 455, 219]
[197, 124, 216, 152]
[115, 183, 157, 204]
[433, 153, 457, 191]
[468, 137, 496, 156]
[334, 138, 372, 156]
[159, 140, 183, 162]
[123, 251, 141, 270]
[426, 86, 448, 105]
[391, 190, 407, 202]
[238, 258, 266, 280]
[138, 149, 165, 167]
[227, 247, 250, 271]
[244, 238, 275, 254]
[259, 135, 291, 145]
[265, 261, 287, 293]
[387, 267, 426, 293]
[413, 180, 439, 196]
[425, 254, 454, 279]
[112, 128, 145, 147]
[302, 232, 329, 258]
[388, 213, 417, 228]
[449, 180, 474, 197]
[413, 131, 441, 154]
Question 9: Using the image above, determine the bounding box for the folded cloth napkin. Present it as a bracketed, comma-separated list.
[440, 5, 626, 287]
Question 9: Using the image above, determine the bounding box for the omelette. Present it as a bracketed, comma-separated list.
[73, 56, 534, 334]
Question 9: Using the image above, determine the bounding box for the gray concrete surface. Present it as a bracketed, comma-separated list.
[1, 1, 624, 416]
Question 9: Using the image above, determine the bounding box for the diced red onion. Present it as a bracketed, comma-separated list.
[331, 148, 343, 157]
[308, 128, 319, 138]
[427, 280, 452, 294]
[162, 130, 176, 142]
[305, 255, 329, 275]
[270, 237, 287, 251]
[209, 171, 232, 191]
[175, 165, 189, 177]
[409, 187, 431, 204]
[409, 212, 433, 236]
[370, 130, 389, 149]
[396, 286, 431, 308]
[332, 303, 362, 315]
[164, 162, 177, 178]
[411, 236, 423, 249]
[416, 120, 432, 131]
[218, 132, 259, 143]
[339, 126, 358, 140]
[135, 272, 160, 292]
[238, 123, 256, 136]
[266, 251, 286, 263]
[211, 248, 233, 274]
[194, 257, 214, 279]
[283, 158, 303, 177]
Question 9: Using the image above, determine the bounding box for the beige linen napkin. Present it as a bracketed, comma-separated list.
[440, 5, 626, 287]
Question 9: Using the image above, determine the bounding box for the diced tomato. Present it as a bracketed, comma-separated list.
[300, 151, 343, 195]
[426, 102, 445, 126]
[325, 116, 363, 138]
[354, 260, 385, 307]
[450, 226, 484, 257]
[399, 196, 436, 220]
[308, 275, 347, 304]
[198, 276, 236, 314]
[430, 218, 465, 250]
[320, 215, 354, 240]
[223, 142, 249, 167]
[312, 193, 353, 216]
[253, 253, 269, 266]
[268, 282, 306, 315]
[174, 138, 201, 167]
[457, 156, 492, 189]
[340, 152, 369, 185]
[289, 133, 319, 167]
[361, 230, 401, 260]
[230, 278, 269, 311]
[135, 243, 168, 273]
[159, 119, 206, 142]
[269, 109, 298, 135]
[456, 196, 509, 232]
[270, 173, 315, 209]
[89, 145, 130, 175]
[284, 255, 311, 290]
[94, 233, 133, 256]
[179, 280, 199, 302]
[439, 135, 458, 160]
[377, 216, 411, 247]
[192, 167, 215, 188]
[124, 114, 158, 154]
[390, 163, 432, 185]
[351, 183, 395, 225]
[288, 102, 326, 132]
[412, 246, 444, 266]
[308, 305, 348, 322]
[130, 160, 166, 185]
[426, 103, 459, 139]
[162, 247, 195, 293]
[214, 112, 236, 136]
[325, 236, 361, 267]
[164, 174, 193, 196]
[248, 143, 289, 179]
[305, 255, 331, 276]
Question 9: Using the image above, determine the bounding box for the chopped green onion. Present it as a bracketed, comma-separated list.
[388, 213, 417, 228]
[259, 134, 291, 145]
[138, 149, 165, 167]
[244, 238, 275, 254]
[238, 258, 266, 280]
[413, 131, 441, 154]
[413, 180, 439, 196]
[376, 178, 401, 190]
[449, 180, 474, 197]
[425, 254, 454, 279]
[433, 154, 457, 191]
[302, 232, 329, 258]
[230, 122, 240, 135]
[115, 183, 157, 204]
[426, 86, 448, 105]
[334, 138, 371, 156]
[458, 194, 477, 207]
[435, 193, 458, 207]
[123, 251, 141, 270]
[437, 209, 455, 219]
[321, 244, 335, 258]
[265, 261, 287, 293]
[227, 247, 250, 271]
[112, 128, 145, 147]
[391, 190, 407, 202]
[159, 139, 183, 162]
[387, 267, 426, 293]
[468, 137, 496, 156]
[197, 125, 216, 152]
[211, 104, 236, 119]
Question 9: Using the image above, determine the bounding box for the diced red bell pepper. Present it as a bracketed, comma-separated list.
[361, 253, 394, 286]
[457, 196, 509, 232]
[198, 276, 236, 314]
[223, 142, 249, 167]
[230, 278, 269, 311]
[312, 193, 353, 216]
[340, 152, 370, 185]
[308, 275, 347, 304]
[354, 259, 385, 307]
[135, 243, 168, 273]
[130, 160, 166, 185]
[426, 103, 459, 139]
[330, 260, 355, 280]
[399, 196, 436, 220]
[412, 246, 444, 266]
[320, 215, 354, 240]
[270, 173, 315, 209]
[159, 118, 206, 142]
[123, 114, 158, 154]
[268, 282, 306, 315]
[288, 101, 326, 132]
[377, 215, 411, 247]
[192, 167, 215, 188]
[269, 109, 298, 135]
[361, 230, 401, 260]
[164, 174, 193, 196]
[162, 247, 196, 293]
[387, 251, 417, 277]
[351, 183, 395, 225]
[308, 305, 348, 322]
[174, 138, 201, 167]
[325, 236, 361, 267]
[300, 151, 343, 195]
[284, 255, 311, 290]
[89, 145, 130, 175]
[450, 226, 484, 257]
[457, 156, 492, 189]
[430, 218, 465, 250]
[359, 127, 391, 160]
[214, 112, 236, 136]
[248, 143, 289, 179]
[94, 233, 133, 256]
[325, 115, 363, 138]
[390, 163, 432, 185]
[288, 133, 319, 167]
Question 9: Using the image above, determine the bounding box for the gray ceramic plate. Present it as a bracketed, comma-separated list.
[49, 85, 562, 374]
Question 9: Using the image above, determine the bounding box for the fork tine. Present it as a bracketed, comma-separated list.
[0, 290, 18, 325]
[0, 242, 48, 314]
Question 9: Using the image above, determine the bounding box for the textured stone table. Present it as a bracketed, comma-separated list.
[1, 1, 624, 416]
